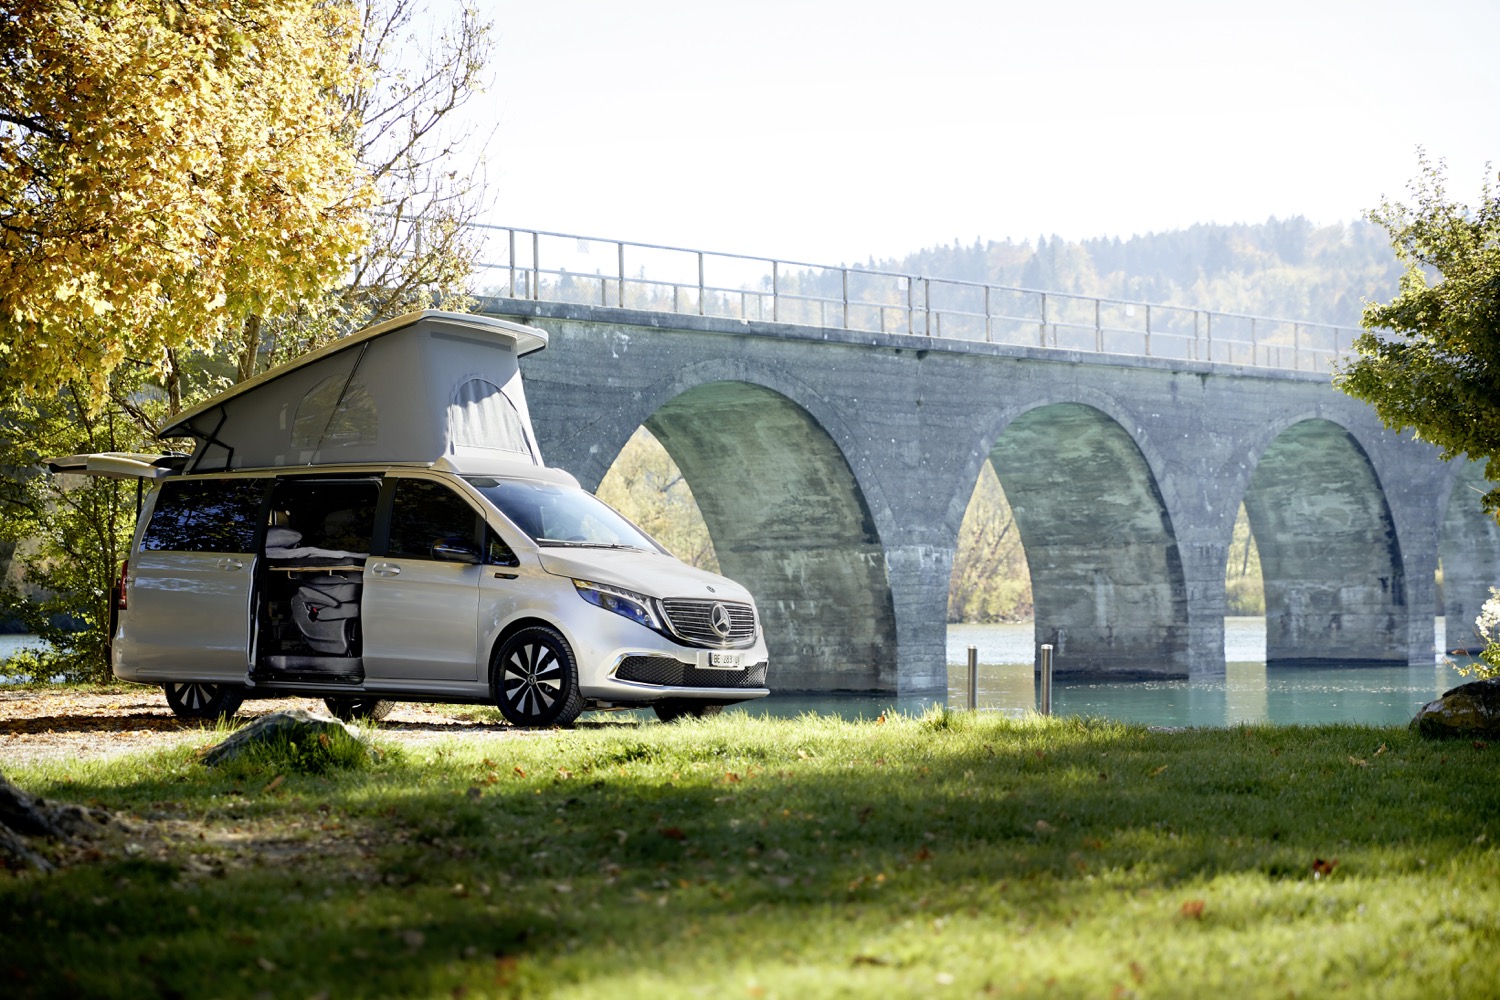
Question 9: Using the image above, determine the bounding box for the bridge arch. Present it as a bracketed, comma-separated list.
[972, 400, 1190, 676]
[1438, 460, 1500, 653]
[1234, 417, 1407, 664]
[621, 367, 898, 692]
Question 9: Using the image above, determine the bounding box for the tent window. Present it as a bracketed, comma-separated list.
[451, 379, 532, 457]
[292, 376, 378, 449]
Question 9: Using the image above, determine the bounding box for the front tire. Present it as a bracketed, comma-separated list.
[654, 700, 725, 723]
[491, 625, 584, 729]
[323, 697, 395, 722]
[163, 682, 244, 722]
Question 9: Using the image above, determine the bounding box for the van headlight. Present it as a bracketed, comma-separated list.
[573, 580, 662, 631]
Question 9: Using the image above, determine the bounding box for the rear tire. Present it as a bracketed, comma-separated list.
[163, 682, 244, 722]
[323, 697, 395, 722]
[654, 700, 725, 723]
[491, 625, 584, 729]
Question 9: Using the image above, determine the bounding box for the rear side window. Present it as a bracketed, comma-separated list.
[142, 479, 265, 552]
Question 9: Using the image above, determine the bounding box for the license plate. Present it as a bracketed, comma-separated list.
[707, 651, 742, 670]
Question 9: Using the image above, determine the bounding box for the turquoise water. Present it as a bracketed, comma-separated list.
[0, 634, 41, 663]
[736, 618, 1473, 728]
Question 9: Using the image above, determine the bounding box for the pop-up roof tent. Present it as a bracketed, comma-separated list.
[158, 311, 548, 474]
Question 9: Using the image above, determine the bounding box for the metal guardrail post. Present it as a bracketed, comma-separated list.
[531, 231, 540, 301]
[842, 268, 849, 329]
[1144, 304, 1152, 357]
[1039, 643, 1053, 716]
[507, 228, 516, 297]
[1250, 316, 1258, 365]
[772, 261, 780, 322]
[1039, 293, 1048, 347]
[618, 242, 626, 308]
[1293, 322, 1301, 370]
[924, 278, 932, 336]
[984, 285, 992, 342]
[967, 645, 978, 711]
[697, 252, 705, 316]
[1094, 298, 1102, 353]
[907, 276, 915, 335]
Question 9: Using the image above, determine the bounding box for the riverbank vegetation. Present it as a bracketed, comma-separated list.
[3, 712, 1495, 998]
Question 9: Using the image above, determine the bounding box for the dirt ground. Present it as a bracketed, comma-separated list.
[0, 686, 553, 768]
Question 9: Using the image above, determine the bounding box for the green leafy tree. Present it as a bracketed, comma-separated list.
[0, 0, 494, 680]
[1335, 153, 1500, 515]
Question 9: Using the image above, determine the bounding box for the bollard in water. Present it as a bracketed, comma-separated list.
[1039, 643, 1054, 716]
[966, 645, 978, 711]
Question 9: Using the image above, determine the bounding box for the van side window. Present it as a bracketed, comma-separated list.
[486, 529, 520, 568]
[142, 479, 265, 552]
[386, 480, 480, 560]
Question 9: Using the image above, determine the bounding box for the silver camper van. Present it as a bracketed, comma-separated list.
[51, 311, 769, 727]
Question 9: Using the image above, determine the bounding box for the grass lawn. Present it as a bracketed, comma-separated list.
[3, 710, 1497, 998]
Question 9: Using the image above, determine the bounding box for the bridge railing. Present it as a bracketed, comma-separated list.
[463, 224, 1361, 373]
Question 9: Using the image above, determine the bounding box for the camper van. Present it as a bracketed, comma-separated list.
[49, 311, 769, 728]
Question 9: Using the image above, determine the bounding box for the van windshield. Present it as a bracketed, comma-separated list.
[464, 477, 662, 552]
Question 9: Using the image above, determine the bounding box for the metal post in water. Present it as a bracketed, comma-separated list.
[1039, 643, 1054, 716]
[966, 645, 978, 712]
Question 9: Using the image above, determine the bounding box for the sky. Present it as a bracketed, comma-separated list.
[443, 0, 1499, 267]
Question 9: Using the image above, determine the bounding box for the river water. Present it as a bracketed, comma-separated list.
[3, 620, 1478, 727]
[740, 617, 1476, 727]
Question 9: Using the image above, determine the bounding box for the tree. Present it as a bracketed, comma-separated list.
[234, 0, 495, 381]
[0, 0, 495, 681]
[1335, 153, 1500, 515]
[0, 0, 375, 406]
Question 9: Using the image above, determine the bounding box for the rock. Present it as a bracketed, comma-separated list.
[1411, 678, 1500, 739]
[200, 708, 362, 767]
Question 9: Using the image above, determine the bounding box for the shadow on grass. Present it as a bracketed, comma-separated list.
[4, 713, 1498, 998]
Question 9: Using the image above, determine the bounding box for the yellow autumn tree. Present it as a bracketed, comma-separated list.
[0, 0, 375, 406]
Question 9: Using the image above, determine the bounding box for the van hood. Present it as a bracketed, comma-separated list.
[535, 546, 755, 604]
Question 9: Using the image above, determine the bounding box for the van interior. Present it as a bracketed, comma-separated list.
[254, 478, 381, 684]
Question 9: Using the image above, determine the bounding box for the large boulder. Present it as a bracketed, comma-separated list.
[1411, 678, 1500, 739]
[200, 708, 363, 767]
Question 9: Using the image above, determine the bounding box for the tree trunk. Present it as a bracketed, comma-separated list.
[237, 312, 263, 383]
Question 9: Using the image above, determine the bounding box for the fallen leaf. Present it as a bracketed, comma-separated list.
[1474, 741, 1489, 750]
[875, 712, 887, 726]
[659, 826, 687, 841]
[1349, 756, 1368, 767]
[1149, 765, 1168, 778]
[724, 772, 742, 783]
[1312, 857, 1338, 879]
[852, 954, 891, 967]
[857, 805, 874, 824]
[256, 956, 277, 972]
[513, 766, 527, 778]
[1374, 743, 1388, 756]
[914, 847, 933, 861]
[1034, 819, 1055, 834]
[264, 775, 285, 793]
[1179, 899, 1205, 920]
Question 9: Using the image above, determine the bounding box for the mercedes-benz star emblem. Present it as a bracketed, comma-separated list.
[709, 603, 733, 638]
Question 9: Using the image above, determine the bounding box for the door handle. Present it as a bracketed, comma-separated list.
[371, 562, 401, 577]
[217, 557, 244, 572]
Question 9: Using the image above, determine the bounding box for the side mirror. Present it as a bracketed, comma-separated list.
[431, 537, 481, 564]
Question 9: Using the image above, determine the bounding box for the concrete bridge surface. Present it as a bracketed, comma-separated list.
[480, 296, 1500, 696]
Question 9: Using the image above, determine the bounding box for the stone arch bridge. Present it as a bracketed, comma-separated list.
[480, 296, 1500, 696]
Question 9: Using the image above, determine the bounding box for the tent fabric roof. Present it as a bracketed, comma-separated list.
[158, 310, 546, 440]
[158, 310, 550, 474]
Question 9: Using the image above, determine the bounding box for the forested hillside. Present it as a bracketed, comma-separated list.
[859, 216, 1401, 326]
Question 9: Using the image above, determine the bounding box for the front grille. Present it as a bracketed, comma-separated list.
[615, 656, 768, 689]
[660, 599, 757, 648]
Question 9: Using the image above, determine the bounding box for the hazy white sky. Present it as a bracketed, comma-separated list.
[454, 0, 1499, 265]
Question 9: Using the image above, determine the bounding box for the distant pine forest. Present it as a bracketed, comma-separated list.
[600, 217, 1403, 622]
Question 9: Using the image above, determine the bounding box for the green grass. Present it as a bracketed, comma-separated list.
[4, 711, 1498, 998]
